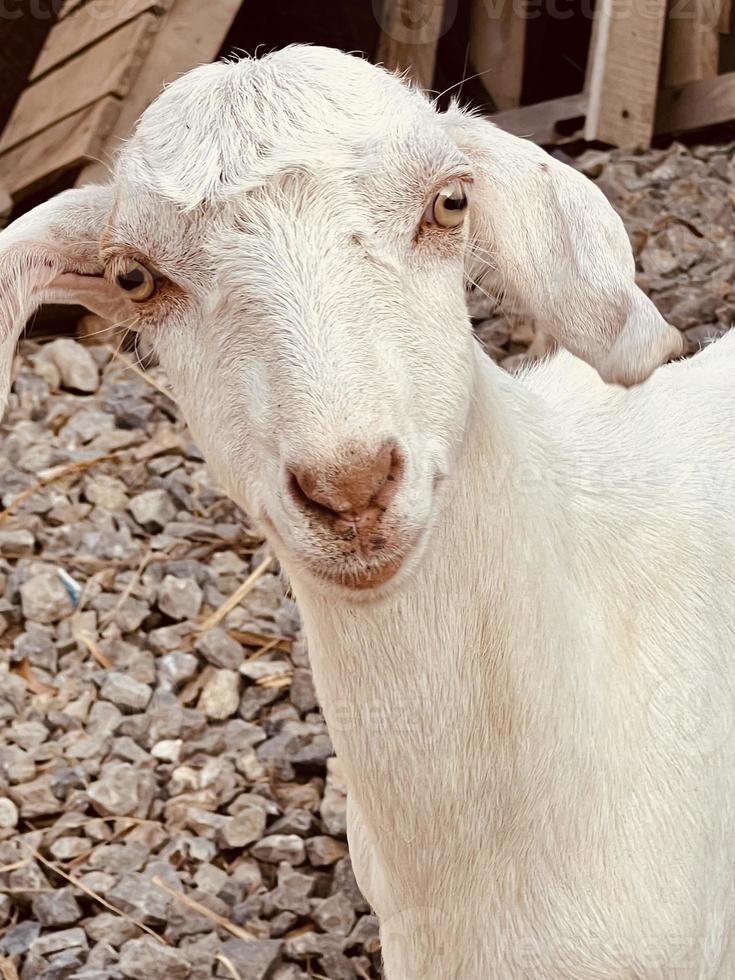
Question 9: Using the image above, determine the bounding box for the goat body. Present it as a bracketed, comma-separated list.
[0, 46, 730, 979]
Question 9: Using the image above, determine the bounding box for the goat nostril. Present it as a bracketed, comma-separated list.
[287, 439, 404, 523]
[288, 470, 332, 518]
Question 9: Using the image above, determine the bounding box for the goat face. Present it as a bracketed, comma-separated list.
[0, 46, 682, 593]
[102, 49, 478, 592]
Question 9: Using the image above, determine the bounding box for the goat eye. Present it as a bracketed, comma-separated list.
[431, 181, 468, 228]
[115, 259, 159, 302]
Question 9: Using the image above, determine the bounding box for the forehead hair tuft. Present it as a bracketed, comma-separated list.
[118, 46, 436, 211]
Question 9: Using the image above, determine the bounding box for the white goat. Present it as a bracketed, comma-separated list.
[1, 46, 730, 980]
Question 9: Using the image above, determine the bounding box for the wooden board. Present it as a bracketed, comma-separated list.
[656, 68, 735, 130]
[77, 0, 242, 184]
[661, 0, 722, 85]
[32, 0, 171, 81]
[0, 96, 120, 198]
[469, 0, 526, 110]
[491, 93, 588, 143]
[585, 0, 669, 147]
[0, 0, 58, 134]
[0, 13, 159, 154]
[376, 0, 447, 90]
[58, 0, 87, 18]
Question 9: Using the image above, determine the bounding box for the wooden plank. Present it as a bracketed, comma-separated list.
[662, 0, 721, 85]
[0, 0, 58, 134]
[585, 0, 669, 147]
[0, 13, 159, 154]
[32, 0, 171, 81]
[0, 96, 120, 199]
[58, 0, 87, 18]
[491, 93, 588, 143]
[655, 68, 735, 130]
[77, 0, 242, 184]
[719, 0, 732, 30]
[469, 0, 526, 110]
[376, 0, 447, 90]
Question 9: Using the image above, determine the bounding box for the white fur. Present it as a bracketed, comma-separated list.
[0, 47, 727, 979]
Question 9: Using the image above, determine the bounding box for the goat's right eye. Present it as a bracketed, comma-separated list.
[115, 259, 159, 302]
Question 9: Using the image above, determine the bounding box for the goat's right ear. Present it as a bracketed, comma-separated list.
[0, 184, 127, 416]
[444, 108, 683, 386]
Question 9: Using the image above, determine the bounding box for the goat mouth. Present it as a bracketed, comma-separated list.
[264, 518, 419, 591]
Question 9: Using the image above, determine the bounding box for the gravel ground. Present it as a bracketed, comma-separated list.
[1, 138, 734, 980]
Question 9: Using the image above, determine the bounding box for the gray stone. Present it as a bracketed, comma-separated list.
[118, 936, 191, 979]
[313, 891, 356, 937]
[320, 756, 347, 836]
[290, 666, 318, 713]
[87, 764, 155, 818]
[31, 926, 87, 955]
[219, 803, 266, 849]
[0, 920, 41, 956]
[0, 796, 18, 829]
[0, 527, 35, 557]
[268, 808, 312, 837]
[318, 951, 357, 980]
[157, 574, 203, 621]
[83, 912, 140, 947]
[272, 966, 310, 980]
[49, 837, 89, 861]
[331, 856, 370, 913]
[0, 894, 11, 926]
[195, 627, 243, 669]
[159, 651, 199, 688]
[100, 673, 152, 712]
[9, 774, 61, 818]
[283, 930, 346, 959]
[87, 841, 150, 874]
[20, 570, 74, 624]
[46, 338, 100, 393]
[9, 719, 48, 749]
[198, 669, 240, 720]
[348, 913, 380, 953]
[305, 835, 348, 867]
[107, 874, 171, 925]
[262, 862, 314, 916]
[85, 474, 129, 510]
[215, 938, 282, 980]
[129, 490, 176, 530]
[251, 834, 305, 865]
[1, 744, 36, 783]
[32, 886, 82, 926]
[192, 862, 228, 895]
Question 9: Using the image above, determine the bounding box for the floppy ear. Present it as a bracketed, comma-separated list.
[0, 184, 130, 416]
[444, 108, 683, 385]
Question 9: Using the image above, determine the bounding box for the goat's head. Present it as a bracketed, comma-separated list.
[0, 46, 682, 593]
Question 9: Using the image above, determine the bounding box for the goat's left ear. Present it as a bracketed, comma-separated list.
[0, 184, 129, 417]
[444, 108, 683, 385]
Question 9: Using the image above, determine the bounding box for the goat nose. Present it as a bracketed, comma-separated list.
[289, 440, 403, 520]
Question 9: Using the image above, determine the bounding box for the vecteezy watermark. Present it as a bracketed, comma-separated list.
[647, 666, 735, 760]
[372, 0, 457, 44]
[0, 0, 161, 19]
[370, 0, 724, 33]
[0, 0, 58, 18]
[380, 904, 456, 980]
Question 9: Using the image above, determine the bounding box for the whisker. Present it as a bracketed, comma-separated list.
[430, 67, 494, 106]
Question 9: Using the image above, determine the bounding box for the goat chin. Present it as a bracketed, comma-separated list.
[283, 338, 735, 980]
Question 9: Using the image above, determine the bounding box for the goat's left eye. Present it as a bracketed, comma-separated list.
[115, 259, 160, 302]
[430, 181, 468, 228]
